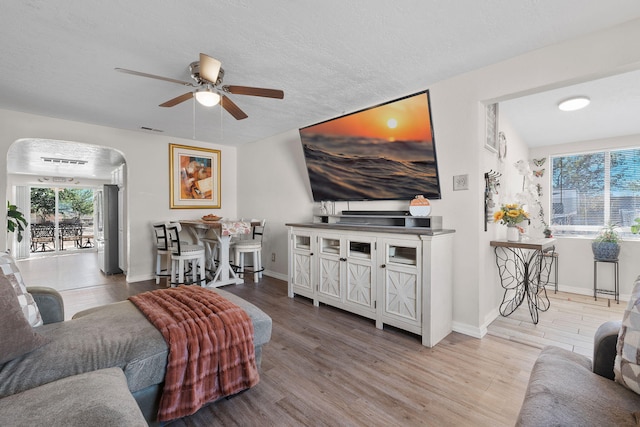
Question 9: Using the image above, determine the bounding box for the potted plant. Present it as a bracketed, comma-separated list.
[592, 223, 620, 261]
[7, 202, 28, 243]
[631, 217, 640, 235]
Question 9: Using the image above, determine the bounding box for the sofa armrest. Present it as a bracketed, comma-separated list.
[27, 286, 64, 324]
[593, 320, 621, 380]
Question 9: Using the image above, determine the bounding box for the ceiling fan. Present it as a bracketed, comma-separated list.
[115, 53, 284, 120]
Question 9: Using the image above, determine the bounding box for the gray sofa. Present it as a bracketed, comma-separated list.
[517, 320, 640, 426]
[0, 285, 273, 425]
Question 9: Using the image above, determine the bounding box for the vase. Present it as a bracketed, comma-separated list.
[507, 225, 519, 242]
[409, 195, 431, 216]
[592, 241, 620, 261]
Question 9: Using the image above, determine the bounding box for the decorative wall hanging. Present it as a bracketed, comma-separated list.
[534, 169, 545, 178]
[169, 143, 221, 209]
[485, 103, 499, 153]
[484, 170, 501, 231]
[498, 131, 507, 161]
[533, 158, 546, 167]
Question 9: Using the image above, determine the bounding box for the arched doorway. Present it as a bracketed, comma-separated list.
[6, 139, 127, 273]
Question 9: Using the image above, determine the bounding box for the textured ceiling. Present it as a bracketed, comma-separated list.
[3, 1, 640, 178]
[7, 139, 125, 180]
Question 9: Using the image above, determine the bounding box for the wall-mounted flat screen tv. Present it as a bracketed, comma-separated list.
[299, 90, 441, 202]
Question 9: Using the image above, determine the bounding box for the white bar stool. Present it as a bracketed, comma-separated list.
[232, 219, 265, 283]
[151, 222, 171, 286]
[166, 222, 206, 286]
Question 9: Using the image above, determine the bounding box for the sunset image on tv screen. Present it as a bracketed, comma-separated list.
[299, 91, 440, 201]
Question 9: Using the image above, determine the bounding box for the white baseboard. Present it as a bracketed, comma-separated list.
[550, 283, 629, 302]
[452, 321, 486, 339]
[126, 273, 155, 283]
[263, 269, 287, 282]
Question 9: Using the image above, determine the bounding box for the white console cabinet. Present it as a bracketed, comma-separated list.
[287, 221, 454, 347]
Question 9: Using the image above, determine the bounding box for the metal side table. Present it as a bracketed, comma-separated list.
[593, 258, 619, 304]
[490, 239, 556, 324]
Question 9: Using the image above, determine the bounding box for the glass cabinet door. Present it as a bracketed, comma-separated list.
[387, 244, 417, 266]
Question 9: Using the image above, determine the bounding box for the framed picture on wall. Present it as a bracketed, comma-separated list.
[169, 143, 221, 209]
[485, 102, 499, 153]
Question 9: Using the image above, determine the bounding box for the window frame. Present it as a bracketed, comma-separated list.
[550, 146, 640, 239]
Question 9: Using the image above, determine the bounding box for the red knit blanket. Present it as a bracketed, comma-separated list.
[129, 286, 259, 421]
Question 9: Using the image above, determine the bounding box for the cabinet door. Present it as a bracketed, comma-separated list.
[344, 237, 376, 313]
[379, 238, 422, 332]
[290, 231, 314, 296]
[317, 235, 342, 302]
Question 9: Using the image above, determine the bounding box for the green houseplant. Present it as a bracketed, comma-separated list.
[631, 217, 640, 235]
[592, 223, 620, 261]
[7, 202, 28, 243]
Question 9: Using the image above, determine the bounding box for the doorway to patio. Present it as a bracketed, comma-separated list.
[29, 186, 96, 255]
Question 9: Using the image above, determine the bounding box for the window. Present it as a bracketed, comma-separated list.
[551, 148, 640, 237]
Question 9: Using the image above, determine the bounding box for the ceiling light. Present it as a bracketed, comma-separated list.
[558, 96, 590, 111]
[195, 89, 221, 107]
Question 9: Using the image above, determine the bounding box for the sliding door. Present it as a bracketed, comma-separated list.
[29, 187, 96, 254]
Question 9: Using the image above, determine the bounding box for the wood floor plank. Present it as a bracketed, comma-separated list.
[14, 252, 627, 426]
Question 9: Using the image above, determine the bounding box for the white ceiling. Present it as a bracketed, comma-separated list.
[500, 69, 640, 147]
[3, 1, 640, 178]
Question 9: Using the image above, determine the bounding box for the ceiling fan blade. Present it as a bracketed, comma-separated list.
[159, 92, 194, 107]
[224, 85, 284, 99]
[114, 68, 195, 86]
[199, 53, 221, 84]
[221, 95, 248, 120]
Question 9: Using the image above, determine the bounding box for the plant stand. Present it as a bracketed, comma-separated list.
[593, 258, 619, 304]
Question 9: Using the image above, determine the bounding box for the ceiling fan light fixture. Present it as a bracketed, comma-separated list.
[558, 96, 590, 111]
[195, 89, 221, 107]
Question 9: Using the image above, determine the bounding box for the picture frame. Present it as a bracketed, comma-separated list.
[485, 102, 499, 153]
[169, 143, 221, 209]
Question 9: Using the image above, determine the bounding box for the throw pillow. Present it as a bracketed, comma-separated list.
[0, 276, 49, 364]
[614, 277, 640, 394]
[0, 252, 43, 327]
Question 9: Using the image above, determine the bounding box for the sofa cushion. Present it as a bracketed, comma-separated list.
[517, 346, 640, 426]
[0, 287, 272, 400]
[0, 276, 49, 364]
[0, 367, 147, 427]
[615, 277, 640, 394]
[0, 299, 167, 398]
[0, 252, 42, 327]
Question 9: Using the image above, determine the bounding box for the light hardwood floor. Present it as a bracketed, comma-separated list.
[15, 252, 628, 426]
[486, 287, 626, 359]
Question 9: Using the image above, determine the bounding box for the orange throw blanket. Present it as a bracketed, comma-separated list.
[129, 286, 259, 421]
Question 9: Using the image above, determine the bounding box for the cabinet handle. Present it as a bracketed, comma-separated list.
[340, 257, 347, 262]
[381, 264, 386, 268]
[310, 252, 314, 256]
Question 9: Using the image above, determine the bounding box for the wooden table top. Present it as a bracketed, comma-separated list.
[490, 238, 556, 251]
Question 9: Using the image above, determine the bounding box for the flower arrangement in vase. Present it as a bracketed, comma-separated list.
[494, 203, 529, 241]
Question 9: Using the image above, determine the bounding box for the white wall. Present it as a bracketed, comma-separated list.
[238, 18, 640, 337]
[530, 133, 640, 299]
[1, 109, 239, 282]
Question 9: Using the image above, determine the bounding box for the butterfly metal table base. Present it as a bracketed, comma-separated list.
[491, 240, 556, 324]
